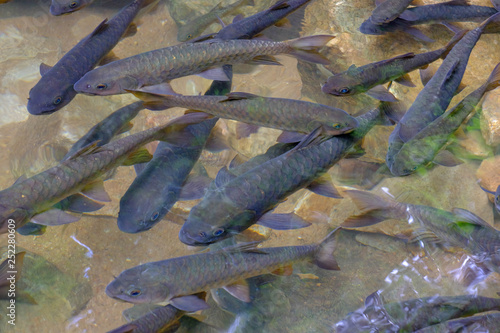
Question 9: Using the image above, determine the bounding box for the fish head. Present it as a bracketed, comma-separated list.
[177, 25, 200, 42]
[27, 77, 76, 115]
[50, 0, 89, 16]
[321, 74, 361, 97]
[74, 70, 134, 96]
[106, 264, 171, 304]
[359, 19, 385, 35]
[389, 138, 432, 176]
[316, 113, 360, 136]
[117, 187, 174, 233]
[0, 204, 30, 234]
[179, 200, 257, 246]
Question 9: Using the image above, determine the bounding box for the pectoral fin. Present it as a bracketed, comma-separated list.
[80, 180, 111, 202]
[223, 280, 251, 303]
[365, 85, 397, 102]
[170, 295, 209, 312]
[31, 209, 80, 226]
[394, 73, 415, 87]
[178, 175, 212, 201]
[257, 212, 311, 230]
[307, 174, 342, 198]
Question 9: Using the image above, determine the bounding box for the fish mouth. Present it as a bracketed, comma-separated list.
[178, 229, 212, 246]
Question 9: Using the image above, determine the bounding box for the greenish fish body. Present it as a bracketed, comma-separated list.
[386, 13, 500, 171]
[179, 105, 389, 246]
[131, 91, 358, 137]
[342, 190, 500, 276]
[321, 32, 463, 99]
[62, 101, 144, 161]
[388, 63, 500, 176]
[177, 0, 254, 41]
[105, 229, 340, 305]
[335, 292, 500, 332]
[73, 35, 334, 96]
[28, 0, 145, 114]
[414, 312, 500, 333]
[0, 113, 208, 234]
[50, 0, 94, 15]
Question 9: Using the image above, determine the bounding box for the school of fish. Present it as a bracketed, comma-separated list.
[2, 0, 500, 332]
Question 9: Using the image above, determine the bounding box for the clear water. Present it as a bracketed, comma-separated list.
[0, 0, 499, 332]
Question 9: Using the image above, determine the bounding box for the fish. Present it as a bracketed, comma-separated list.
[387, 62, 500, 176]
[414, 312, 500, 333]
[321, 31, 465, 101]
[129, 91, 359, 139]
[117, 66, 233, 234]
[50, 0, 94, 15]
[105, 228, 341, 309]
[480, 184, 500, 214]
[368, 0, 417, 25]
[62, 101, 144, 161]
[177, 0, 254, 42]
[0, 112, 209, 234]
[386, 12, 500, 170]
[107, 304, 185, 333]
[179, 103, 396, 246]
[335, 291, 500, 333]
[73, 35, 334, 96]
[27, 0, 147, 115]
[213, 0, 313, 41]
[360, 0, 499, 42]
[341, 190, 500, 276]
[0, 252, 37, 304]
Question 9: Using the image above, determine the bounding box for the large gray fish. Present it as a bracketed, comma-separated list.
[368, 0, 416, 25]
[335, 291, 500, 333]
[117, 66, 233, 234]
[360, 0, 499, 42]
[179, 103, 395, 246]
[214, 0, 313, 40]
[0, 112, 209, 234]
[27, 0, 148, 115]
[414, 312, 500, 333]
[321, 32, 464, 101]
[342, 190, 500, 276]
[50, 0, 94, 15]
[105, 228, 340, 310]
[129, 91, 359, 138]
[73, 35, 334, 96]
[177, 0, 254, 42]
[62, 101, 144, 161]
[386, 12, 500, 172]
[387, 63, 500, 176]
[107, 304, 183, 333]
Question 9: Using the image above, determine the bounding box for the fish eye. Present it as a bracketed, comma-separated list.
[213, 228, 224, 236]
[96, 83, 108, 90]
[199, 231, 207, 238]
[150, 212, 160, 221]
[333, 124, 341, 129]
[339, 87, 350, 94]
[53, 96, 63, 105]
[187, 34, 192, 39]
[69, 1, 78, 8]
[127, 288, 142, 297]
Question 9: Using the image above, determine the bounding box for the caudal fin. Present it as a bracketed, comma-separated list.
[342, 190, 406, 227]
[484, 62, 500, 92]
[287, 35, 335, 65]
[314, 227, 341, 270]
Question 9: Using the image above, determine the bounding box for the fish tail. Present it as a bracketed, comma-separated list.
[440, 30, 468, 59]
[156, 112, 213, 145]
[286, 35, 335, 65]
[480, 11, 500, 31]
[342, 190, 406, 227]
[314, 227, 341, 270]
[484, 62, 500, 92]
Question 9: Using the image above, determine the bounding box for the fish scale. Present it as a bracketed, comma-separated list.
[0, 113, 207, 233]
[180, 106, 384, 245]
[74, 35, 334, 96]
[106, 241, 325, 305]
